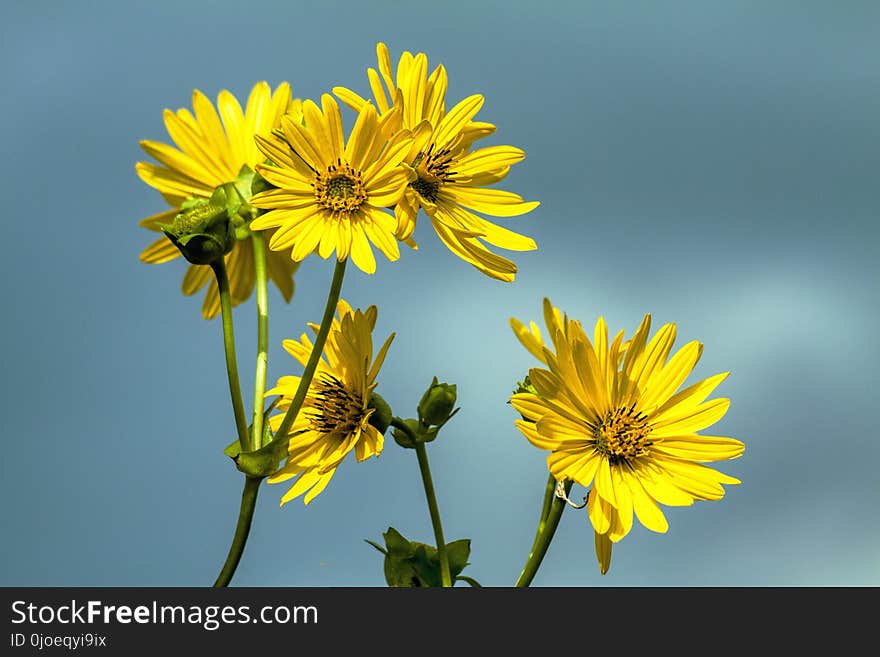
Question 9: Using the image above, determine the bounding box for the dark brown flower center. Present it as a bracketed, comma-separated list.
[308, 374, 366, 436]
[409, 144, 457, 203]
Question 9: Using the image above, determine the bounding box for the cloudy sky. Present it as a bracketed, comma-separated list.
[1, 0, 878, 586]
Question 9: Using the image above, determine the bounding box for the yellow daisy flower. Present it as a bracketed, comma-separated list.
[334, 42, 539, 282]
[267, 300, 395, 505]
[249, 94, 414, 275]
[510, 299, 744, 571]
[137, 82, 300, 319]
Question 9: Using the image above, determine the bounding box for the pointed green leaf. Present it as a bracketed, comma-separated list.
[382, 527, 413, 556]
[223, 439, 242, 459]
[445, 539, 471, 578]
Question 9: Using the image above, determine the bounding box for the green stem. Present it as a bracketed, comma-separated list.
[211, 260, 250, 451]
[273, 258, 347, 441]
[527, 473, 557, 557]
[250, 233, 269, 452]
[414, 442, 452, 587]
[213, 477, 261, 587]
[515, 479, 572, 587]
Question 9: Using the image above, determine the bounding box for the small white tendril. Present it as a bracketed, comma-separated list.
[554, 480, 588, 509]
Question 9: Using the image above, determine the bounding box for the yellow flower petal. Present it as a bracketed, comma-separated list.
[652, 397, 731, 436]
[140, 236, 180, 264]
[638, 340, 703, 411]
[139, 140, 212, 185]
[547, 450, 596, 483]
[587, 488, 612, 535]
[594, 531, 612, 575]
[349, 223, 377, 274]
[429, 215, 518, 281]
[344, 104, 379, 172]
[454, 145, 525, 178]
[280, 111, 326, 172]
[181, 263, 211, 295]
[136, 162, 213, 198]
[652, 435, 745, 462]
[332, 86, 368, 113]
[443, 186, 540, 218]
[435, 200, 537, 251]
[626, 470, 669, 533]
[510, 317, 547, 364]
[432, 94, 484, 149]
[515, 419, 563, 450]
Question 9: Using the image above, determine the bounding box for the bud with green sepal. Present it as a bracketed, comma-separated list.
[417, 377, 458, 428]
[159, 189, 235, 265]
[509, 374, 539, 423]
[367, 392, 392, 435]
[160, 165, 268, 265]
[389, 377, 460, 449]
[513, 374, 537, 396]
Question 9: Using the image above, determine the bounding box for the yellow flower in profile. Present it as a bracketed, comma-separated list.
[250, 94, 414, 275]
[510, 299, 744, 573]
[334, 42, 539, 282]
[267, 300, 395, 505]
[137, 82, 300, 318]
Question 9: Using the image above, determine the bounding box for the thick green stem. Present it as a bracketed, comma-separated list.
[273, 258, 347, 441]
[515, 479, 572, 587]
[249, 233, 269, 452]
[527, 473, 557, 557]
[211, 260, 250, 451]
[414, 442, 452, 587]
[213, 477, 261, 587]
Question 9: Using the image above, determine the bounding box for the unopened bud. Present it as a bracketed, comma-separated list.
[417, 377, 457, 427]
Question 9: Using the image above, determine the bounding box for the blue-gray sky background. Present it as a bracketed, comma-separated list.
[1, 0, 878, 586]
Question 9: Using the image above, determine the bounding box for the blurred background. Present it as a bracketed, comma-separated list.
[1, 0, 878, 586]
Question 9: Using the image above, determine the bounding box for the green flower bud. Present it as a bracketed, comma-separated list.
[417, 377, 458, 427]
[367, 391, 392, 434]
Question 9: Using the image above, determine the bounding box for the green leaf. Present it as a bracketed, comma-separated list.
[445, 539, 471, 579]
[382, 527, 414, 556]
[223, 439, 242, 459]
[369, 527, 476, 588]
[259, 397, 280, 448]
